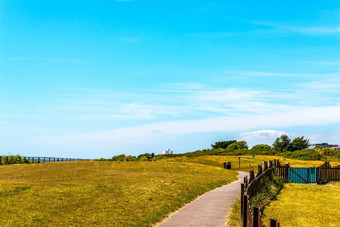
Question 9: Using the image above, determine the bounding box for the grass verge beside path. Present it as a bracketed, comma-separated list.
[263, 183, 340, 226]
[227, 197, 242, 227]
[0, 161, 237, 226]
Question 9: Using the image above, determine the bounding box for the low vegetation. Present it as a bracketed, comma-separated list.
[227, 197, 242, 227]
[0, 155, 31, 164]
[98, 135, 340, 163]
[0, 161, 237, 226]
[263, 183, 340, 226]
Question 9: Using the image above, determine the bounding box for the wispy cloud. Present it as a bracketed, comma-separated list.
[27, 105, 340, 155]
[224, 70, 328, 78]
[250, 21, 340, 35]
[238, 129, 287, 147]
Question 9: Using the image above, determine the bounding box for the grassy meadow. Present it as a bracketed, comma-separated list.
[263, 183, 340, 226]
[169, 155, 340, 174]
[0, 161, 237, 226]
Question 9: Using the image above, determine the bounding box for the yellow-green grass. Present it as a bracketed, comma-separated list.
[328, 181, 340, 186]
[0, 161, 237, 226]
[227, 196, 242, 227]
[169, 155, 340, 174]
[263, 183, 340, 226]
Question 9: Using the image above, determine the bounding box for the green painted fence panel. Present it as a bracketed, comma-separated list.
[309, 168, 317, 183]
[289, 168, 317, 183]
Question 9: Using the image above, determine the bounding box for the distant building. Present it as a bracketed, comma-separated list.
[330, 146, 340, 151]
[162, 148, 173, 155]
[310, 143, 339, 149]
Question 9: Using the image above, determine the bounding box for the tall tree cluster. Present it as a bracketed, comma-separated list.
[273, 135, 310, 152]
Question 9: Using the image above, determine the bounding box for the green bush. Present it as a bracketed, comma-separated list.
[283, 149, 323, 160]
[0, 155, 31, 164]
[251, 144, 273, 155]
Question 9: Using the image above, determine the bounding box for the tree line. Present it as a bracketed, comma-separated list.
[97, 134, 340, 162]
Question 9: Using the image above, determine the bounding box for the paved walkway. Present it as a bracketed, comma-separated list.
[157, 171, 248, 227]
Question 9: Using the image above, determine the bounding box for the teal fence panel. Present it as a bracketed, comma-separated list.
[289, 168, 317, 183]
[309, 168, 317, 183]
[290, 168, 308, 183]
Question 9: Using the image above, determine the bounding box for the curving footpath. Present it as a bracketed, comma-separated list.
[157, 171, 248, 227]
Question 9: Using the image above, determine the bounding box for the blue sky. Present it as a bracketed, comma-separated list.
[1, 0, 340, 158]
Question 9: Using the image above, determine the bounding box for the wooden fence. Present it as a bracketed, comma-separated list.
[318, 162, 340, 182]
[240, 160, 340, 226]
[241, 160, 283, 227]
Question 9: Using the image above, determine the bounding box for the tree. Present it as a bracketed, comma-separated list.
[288, 136, 310, 151]
[112, 154, 127, 161]
[226, 141, 248, 150]
[251, 144, 272, 152]
[211, 140, 237, 149]
[273, 134, 291, 153]
[126, 155, 137, 161]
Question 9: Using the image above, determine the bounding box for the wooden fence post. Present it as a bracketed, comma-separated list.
[253, 206, 259, 227]
[270, 219, 280, 227]
[243, 194, 248, 227]
[264, 161, 268, 170]
[244, 176, 248, 189]
[249, 170, 255, 182]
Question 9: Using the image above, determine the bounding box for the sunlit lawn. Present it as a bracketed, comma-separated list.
[0, 161, 237, 226]
[171, 155, 340, 174]
[263, 183, 340, 226]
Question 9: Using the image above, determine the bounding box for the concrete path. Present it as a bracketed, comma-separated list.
[157, 171, 248, 227]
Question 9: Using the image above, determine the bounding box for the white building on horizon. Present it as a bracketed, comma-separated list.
[162, 148, 173, 155]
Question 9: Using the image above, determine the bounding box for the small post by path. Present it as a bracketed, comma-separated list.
[239, 157, 240, 168]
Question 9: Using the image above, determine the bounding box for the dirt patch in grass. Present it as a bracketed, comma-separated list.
[263, 183, 340, 226]
[0, 161, 237, 226]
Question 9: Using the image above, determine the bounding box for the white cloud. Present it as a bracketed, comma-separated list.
[239, 129, 287, 140]
[238, 130, 287, 147]
[224, 70, 323, 78]
[250, 21, 340, 35]
[301, 77, 340, 91]
[26, 105, 340, 155]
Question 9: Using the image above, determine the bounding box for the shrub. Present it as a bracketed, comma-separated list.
[251, 144, 273, 155]
[283, 149, 323, 160]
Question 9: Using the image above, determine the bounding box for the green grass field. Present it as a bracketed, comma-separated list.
[0, 161, 237, 226]
[263, 183, 340, 226]
[170, 155, 340, 174]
